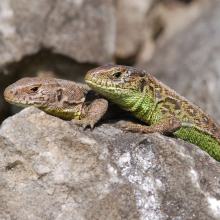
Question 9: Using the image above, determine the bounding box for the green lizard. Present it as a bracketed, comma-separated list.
[4, 77, 109, 128]
[85, 64, 220, 161]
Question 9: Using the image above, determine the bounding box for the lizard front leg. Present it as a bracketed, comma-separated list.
[72, 98, 108, 129]
[121, 117, 182, 134]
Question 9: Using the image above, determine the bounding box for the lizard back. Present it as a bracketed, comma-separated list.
[147, 74, 220, 142]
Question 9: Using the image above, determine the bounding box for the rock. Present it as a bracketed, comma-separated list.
[0, 0, 115, 66]
[137, 0, 206, 64]
[115, 0, 155, 59]
[0, 107, 220, 219]
[142, 0, 220, 121]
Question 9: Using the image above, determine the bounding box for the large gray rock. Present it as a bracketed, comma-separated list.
[142, 0, 220, 121]
[0, 107, 220, 220]
[0, 0, 115, 66]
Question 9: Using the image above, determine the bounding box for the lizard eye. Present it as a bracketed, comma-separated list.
[30, 86, 39, 92]
[112, 71, 122, 78]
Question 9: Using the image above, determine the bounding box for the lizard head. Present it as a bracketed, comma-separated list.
[4, 77, 64, 109]
[85, 64, 148, 104]
[4, 77, 87, 119]
[4, 77, 86, 119]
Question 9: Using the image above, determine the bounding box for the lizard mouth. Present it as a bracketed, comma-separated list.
[4, 87, 42, 108]
[4, 96, 34, 108]
[85, 73, 124, 92]
[3, 87, 20, 105]
[85, 77, 123, 97]
[85, 77, 104, 90]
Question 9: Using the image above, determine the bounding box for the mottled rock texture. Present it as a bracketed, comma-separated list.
[144, 0, 220, 121]
[115, 0, 154, 59]
[0, 107, 220, 220]
[0, 0, 115, 66]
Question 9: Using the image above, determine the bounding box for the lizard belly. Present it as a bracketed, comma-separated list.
[45, 108, 81, 120]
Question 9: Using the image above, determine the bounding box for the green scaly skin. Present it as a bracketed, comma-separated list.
[85, 64, 220, 161]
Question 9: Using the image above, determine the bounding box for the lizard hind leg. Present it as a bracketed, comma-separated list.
[120, 117, 182, 134]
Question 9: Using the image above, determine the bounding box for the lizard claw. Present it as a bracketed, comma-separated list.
[71, 119, 95, 130]
[82, 121, 95, 130]
[117, 121, 135, 132]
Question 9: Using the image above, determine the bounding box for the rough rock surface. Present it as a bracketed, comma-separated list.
[137, 0, 207, 64]
[115, 0, 154, 59]
[0, 0, 115, 66]
[143, 0, 220, 121]
[0, 107, 220, 220]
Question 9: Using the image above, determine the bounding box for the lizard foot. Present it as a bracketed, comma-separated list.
[116, 121, 139, 133]
[119, 118, 181, 134]
[71, 119, 95, 129]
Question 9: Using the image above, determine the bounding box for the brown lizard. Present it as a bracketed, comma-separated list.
[4, 77, 109, 128]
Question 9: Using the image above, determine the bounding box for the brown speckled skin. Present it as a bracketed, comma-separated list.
[4, 77, 108, 128]
[146, 74, 220, 142]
